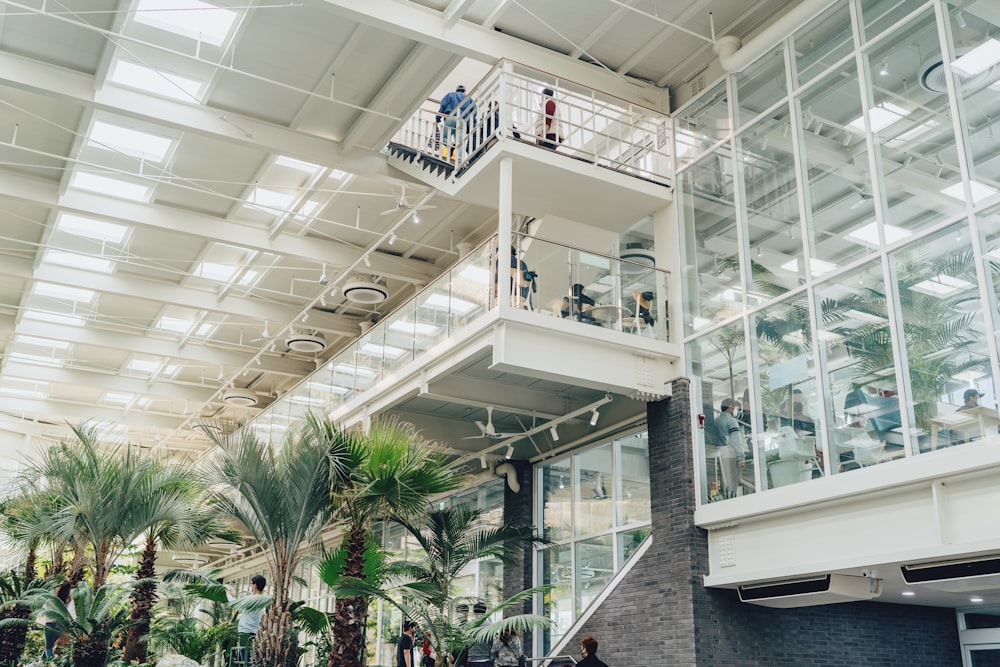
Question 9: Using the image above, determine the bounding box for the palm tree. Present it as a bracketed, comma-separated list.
[333, 506, 550, 667]
[207, 413, 345, 667]
[121, 470, 240, 664]
[323, 417, 461, 667]
[14, 423, 165, 588]
[0, 570, 43, 666]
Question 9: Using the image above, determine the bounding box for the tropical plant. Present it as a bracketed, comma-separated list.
[333, 506, 551, 667]
[20, 581, 130, 667]
[121, 471, 240, 664]
[13, 423, 173, 588]
[206, 413, 346, 667]
[323, 417, 462, 667]
[0, 569, 42, 666]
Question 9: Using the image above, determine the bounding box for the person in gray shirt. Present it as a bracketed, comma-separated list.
[465, 602, 492, 667]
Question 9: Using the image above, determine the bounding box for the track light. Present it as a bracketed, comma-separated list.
[590, 409, 600, 426]
[505, 445, 514, 459]
[879, 59, 889, 77]
[363, 255, 371, 268]
[413, 213, 420, 224]
[389, 233, 396, 245]
[550, 426, 559, 441]
[480, 455, 487, 469]
[956, 10, 966, 28]
[320, 297, 326, 307]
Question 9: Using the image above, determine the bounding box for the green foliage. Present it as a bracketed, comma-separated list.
[149, 616, 236, 664]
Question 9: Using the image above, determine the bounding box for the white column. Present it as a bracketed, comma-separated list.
[498, 156, 513, 311]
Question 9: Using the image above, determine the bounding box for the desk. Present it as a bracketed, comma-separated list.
[927, 406, 1000, 449]
[589, 305, 631, 327]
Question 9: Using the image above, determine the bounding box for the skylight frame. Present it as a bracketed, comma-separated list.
[69, 172, 151, 202]
[132, 0, 238, 47]
[87, 120, 175, 163]
[42, 250, 115, 274]
[55, 212, 130, 245]
[33, 281, 97, 304]
[109, 60, 207, 101]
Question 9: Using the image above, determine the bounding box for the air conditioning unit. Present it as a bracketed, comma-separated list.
[901, 555, 1000, 593]
[343, 277, 388, 304]
[222, 388, 258, 407]
[285, 332, 326, 353]
[738, 574, 882, 608]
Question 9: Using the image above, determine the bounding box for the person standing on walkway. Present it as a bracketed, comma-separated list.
[398, 620, 417, 667]
[577, 636, 608, 667]
[465, 603, 492, 667]
[492, 628, 522, 667]
[235, 575, 266, 667]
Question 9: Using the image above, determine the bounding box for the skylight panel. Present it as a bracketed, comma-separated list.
[952, 39, 1000, 78]
[421, 293, 478, 314]
[42, 250, 115, 273]
[246, 187, 295, 214]
[388, 320, 441, 336]
[847, 102, 910, 133]
[134, 0, 237, 47]
[360, 343, 406, 359]
[87, 121, 174, 162]
[275, 156, 322, 173]
[104, 392, 135, 405]
[330, 169, 347, 180]
[156, 316, 193, 334]
[9, 352, 64, 367]
[780, 257, 839, 276]
[194, 322, 217, 337]
[33, 282, 96, 303]
[333, 363, 377, 377]
[127, 358, 161, 374]
[194, 261, 238, 282]
[846, 222, 912, 246]
[109, 60, 206, 101]
[458, 266, 490, 284]
[941, 181, 999, 204]
[55, 213, 129, 244]
[910, 274, 973, 297]
[237, 269, 261, 287]
[0, 387, 48, 400]
[69, 172, 151, 202]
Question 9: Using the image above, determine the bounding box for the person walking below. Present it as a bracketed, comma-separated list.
[398, 620, 417, 667]
[465, 603, 492, 667]
[235, 575, 266, 667]
[577, 636, 608, 667]
[492, 628, 522, 667]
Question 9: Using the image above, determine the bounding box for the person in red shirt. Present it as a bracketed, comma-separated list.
[535, 88, 561, 150]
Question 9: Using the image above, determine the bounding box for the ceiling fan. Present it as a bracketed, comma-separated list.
[293, 263, 329, 286]
[463, 406, 524, 439]
[379, 185, 436, 216]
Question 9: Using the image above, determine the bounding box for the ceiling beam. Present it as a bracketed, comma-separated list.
[442, 0, 477, 29]
[0, 171, 439, 287]
[15, 319, 315, 378]
[0, 49, 390, 179]
[318, 0, 669, 111]
[0, 395, 186, 430]
[570, 0, 637, 58]
[0, 255, 357, 339]
[1, 361, 217, 403]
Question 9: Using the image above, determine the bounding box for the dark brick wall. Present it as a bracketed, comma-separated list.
[562, 378, 963, 666]
[503, 458, 533, 619]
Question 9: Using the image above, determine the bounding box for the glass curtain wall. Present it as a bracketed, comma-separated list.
[535, 431, 650, 653]
[680, 0, 1000, 504]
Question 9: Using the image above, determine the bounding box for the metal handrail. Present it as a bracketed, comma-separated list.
[525, 656, 578, 666]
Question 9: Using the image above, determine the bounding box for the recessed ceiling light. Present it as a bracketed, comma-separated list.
[901, 590, 915, 597]
[941, 180, 999, 204]
[971, 596, 984, 603]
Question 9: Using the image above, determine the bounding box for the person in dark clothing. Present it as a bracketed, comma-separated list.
[577, 636, 608, 667]
[398, 620, 416, 667]
[559, 283, 595, 321]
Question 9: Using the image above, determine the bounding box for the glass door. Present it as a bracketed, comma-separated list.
[966, 646, 1000, 667]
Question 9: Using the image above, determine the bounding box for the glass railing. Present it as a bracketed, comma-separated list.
[512, 232, 669, 341]
[389, 59, 672, 185]
[244, 234, 670, 443]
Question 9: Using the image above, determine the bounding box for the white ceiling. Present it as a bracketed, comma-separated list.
[0, 0, 788, 453]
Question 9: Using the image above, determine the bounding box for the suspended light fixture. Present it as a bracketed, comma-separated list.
[505, 444, 514, 459]
[590, 409, 600, 426]
[550, 426, 559, 441]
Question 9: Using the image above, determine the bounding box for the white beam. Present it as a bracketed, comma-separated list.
[2, 361, 216, 403]
[570, 0, 637, 58]
[0, 170, 439, 286]
[443, 0, 477, 29]
[318, 0, 668, 111]
[15, 320, 314, 378]
[0, 395, 186, 430]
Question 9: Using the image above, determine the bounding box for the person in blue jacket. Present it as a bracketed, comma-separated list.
[437, 85, 477, 159]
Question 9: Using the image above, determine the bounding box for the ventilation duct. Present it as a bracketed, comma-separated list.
[919, 48, 999, 94]
[222, 388, 258, 407]
[285, 331, 326, 353]
[901, 555, 1000, 592]
[738, 574, 882, 608]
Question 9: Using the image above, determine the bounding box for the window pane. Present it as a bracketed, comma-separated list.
[616, 432, 650, 526]
[674, 81, 730, 170]
[792, 2, 854, 88]
[575, 535, 613, 615]
[755, 294, 821, 489]
[892, 223, 995, 452]
[575, 444, 613, 537]
[815, 260, 904, 473]
[541, 458, 573, 542]
[679, 150, 741, 333]
[735, 46, 787, 128]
